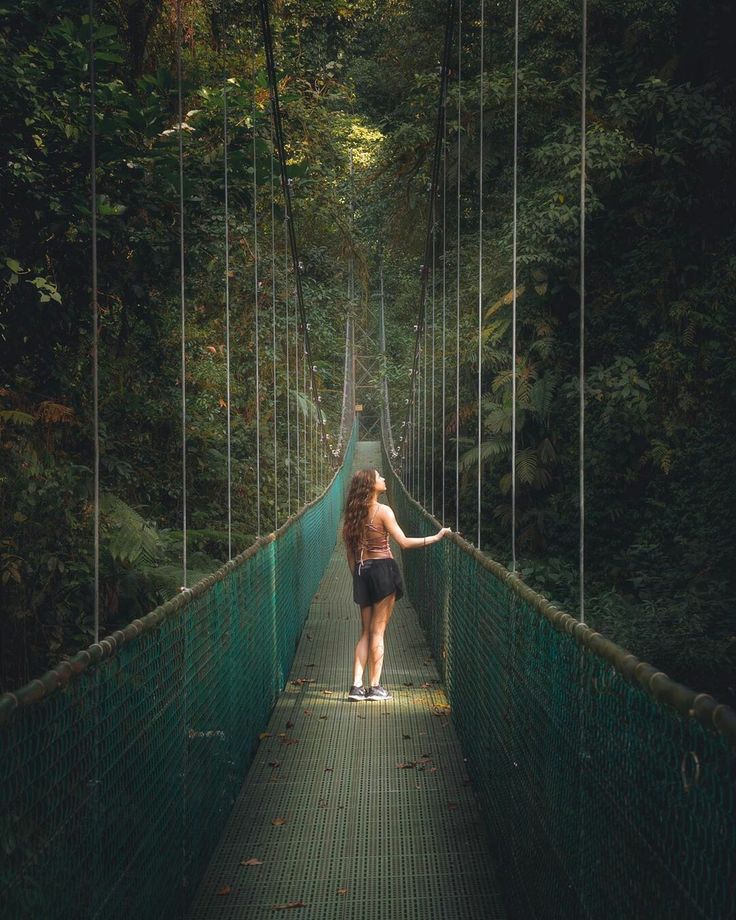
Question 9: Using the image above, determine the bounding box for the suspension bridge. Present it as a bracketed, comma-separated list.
[1, 0, 735, 918]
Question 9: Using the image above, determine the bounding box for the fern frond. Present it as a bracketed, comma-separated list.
[484, 283, 526, 319]
[458, 437, 509, 472]
[515, 447, 539, 484]
[530, 375, 558, 417]
[101, 494, 163, 568]
[482, 401, 514, 434]
[37, 401, 75, 424]
[0, 410, 34, 426]
[292, 390, 318, 422]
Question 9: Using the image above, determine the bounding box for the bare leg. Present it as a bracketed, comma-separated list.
[369, 592, 396, 687]
[352, 606, 372, 686]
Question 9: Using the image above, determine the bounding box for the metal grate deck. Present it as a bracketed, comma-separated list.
[187, 443, 506, 920]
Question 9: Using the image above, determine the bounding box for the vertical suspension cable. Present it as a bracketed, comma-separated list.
[397, 0, 455, 472]
[412, 380, 422, 501]
[423, 322, 428, 506]
[442, 96, 447, 525]
[88, 11, 103, 895]
[476, 0, 484, 550]
[316, 384, 321, 491]
[176, 0, 188, 586]
[271, 119, 278, 528]
[284, 219, 291, 516]
[431, 201, 436, 517]
[511, 0, 519, 573]
[223, 40, 233, 561]
[258, 0, 333, 476]
[316, 395, 321, 492]
[252, 35, 262, 537]
[175, 9, 189, 897]
[89, 0, 99, 642]
[455, 0, 462, 535]
[407, 388, 412, 492]
[379, 259, 393, 458]
[320, 387, 325, 487]
[410, 395, 416, 495]
[308, 356, 313, 497]
[416, 363, 420, 498]
[303, 343, 308, 496]
[579, 0, 588, 623]
[304, 342, 309, 498]
[294, 294, 301, 505]
[416, 359, 421, 499]
[418, 360, 422, 498]
[309, 367, 319, 498]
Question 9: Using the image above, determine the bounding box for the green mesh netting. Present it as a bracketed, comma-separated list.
[0, 426, 356, 920]
[383, 443, 736, 920]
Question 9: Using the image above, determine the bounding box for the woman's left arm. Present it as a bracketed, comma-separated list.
[380, 506, 451, 550]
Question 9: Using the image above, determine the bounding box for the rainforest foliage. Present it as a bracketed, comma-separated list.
[1, 0, 734, 704]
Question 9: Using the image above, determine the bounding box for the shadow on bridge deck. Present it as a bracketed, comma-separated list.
[187, 442, 506, 920]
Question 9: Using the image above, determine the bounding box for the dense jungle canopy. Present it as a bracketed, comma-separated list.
[1, 0, 735, 705]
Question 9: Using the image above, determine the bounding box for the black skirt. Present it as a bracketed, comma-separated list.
[353, 558, 404, 606]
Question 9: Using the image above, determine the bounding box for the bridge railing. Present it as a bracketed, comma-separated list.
[383, 440, 736, 920]
[0, 422, 356, 920]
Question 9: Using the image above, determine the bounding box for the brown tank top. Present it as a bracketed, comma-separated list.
[360, 506, 393, 563]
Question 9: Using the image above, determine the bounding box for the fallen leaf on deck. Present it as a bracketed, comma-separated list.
[356, 714, 365, 719]
[322, 689, 333, 695]
[259, 732, 272, 740]
[337, 888, 348, 896]
[421, 682, 432, 689]
[403, 682, 414, 687]
[319, 716, 327, 720]
[271, 816, 287, 826]
[280, 736, 299, 746]
[318, 799, 328, 808]
[306, 663, 315, 667]
[306, 634, 313, 640]
[241, 858, 264, 867]
[271, 900, 307, 910]
[403, 734, 411, 740]
[269, 761, 281, 768]
[324, 767, 333, 772]
[447, 801, 459, 810]
[303, 709, 312, 716]
[291, 678, 315, 686]
[217, 886, 231, 896]
[286, 720, 295, 729]
[397, 762, 416, 769]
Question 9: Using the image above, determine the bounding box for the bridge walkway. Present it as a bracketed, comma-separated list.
[187, 442, 506, 920]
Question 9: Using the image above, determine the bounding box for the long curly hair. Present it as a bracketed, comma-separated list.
[342, 468, 378, 561]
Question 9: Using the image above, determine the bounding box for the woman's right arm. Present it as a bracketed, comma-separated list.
[380, 506, 451, 550]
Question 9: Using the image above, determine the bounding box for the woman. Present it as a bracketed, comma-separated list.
[342, 467, 451, 701]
